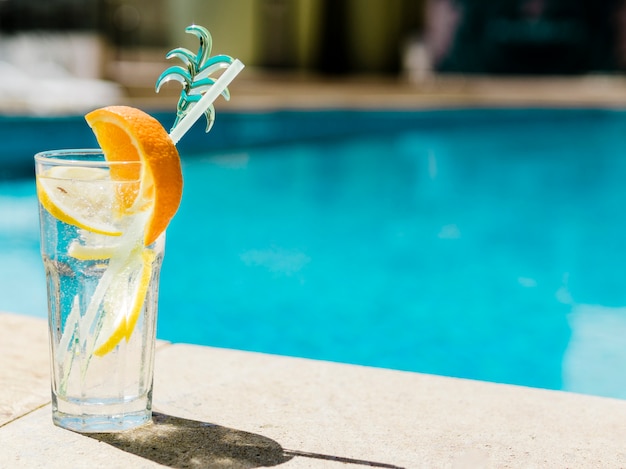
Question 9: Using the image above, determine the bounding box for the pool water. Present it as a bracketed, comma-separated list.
[3, 109, 626, 400]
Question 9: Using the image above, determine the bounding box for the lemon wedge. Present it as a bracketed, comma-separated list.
[37, 166, 123, 236]
[68, 241, 118, 261]
[93, 248, 156, 357]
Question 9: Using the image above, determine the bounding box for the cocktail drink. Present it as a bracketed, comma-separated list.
[35, 26, 243, 433]
[36, 106, 183, 432]
[36, 149, 164, 432]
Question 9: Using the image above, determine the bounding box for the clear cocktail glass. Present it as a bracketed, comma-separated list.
[35, 149, 164, 433]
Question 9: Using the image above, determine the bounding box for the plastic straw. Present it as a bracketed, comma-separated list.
[169, 58, 245, 145]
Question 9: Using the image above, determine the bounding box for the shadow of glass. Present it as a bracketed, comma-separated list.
[87, 412, 292, 469]
[87, 412, 406, 469]
[283, 449, 406, 468]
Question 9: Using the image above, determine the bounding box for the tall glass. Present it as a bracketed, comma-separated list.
[35, 149, 164, 433]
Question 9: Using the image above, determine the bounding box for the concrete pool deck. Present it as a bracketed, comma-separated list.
[128, 71, 626, 112]
[2, 311, 626, 468]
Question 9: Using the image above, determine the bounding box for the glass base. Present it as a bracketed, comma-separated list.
[52, 394, 152, 433]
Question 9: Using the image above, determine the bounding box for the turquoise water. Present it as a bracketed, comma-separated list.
[3, 109, 626, 399]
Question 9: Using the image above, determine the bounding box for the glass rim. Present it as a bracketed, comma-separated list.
[34, 148, 141, 167]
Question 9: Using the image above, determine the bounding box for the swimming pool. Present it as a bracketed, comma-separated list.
[3, 108, 626, 400]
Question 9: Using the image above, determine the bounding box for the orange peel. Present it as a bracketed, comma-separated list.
[85, 105, 183, 246]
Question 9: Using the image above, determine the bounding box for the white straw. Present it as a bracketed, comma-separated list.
[168, 58, 245, 145]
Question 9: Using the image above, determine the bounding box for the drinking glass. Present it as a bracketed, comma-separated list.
[35, 149, 164, 432]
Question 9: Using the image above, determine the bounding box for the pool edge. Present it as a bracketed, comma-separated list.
[2, 310, 626, 467]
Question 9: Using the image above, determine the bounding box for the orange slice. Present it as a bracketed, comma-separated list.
[85, 105, 183, 246]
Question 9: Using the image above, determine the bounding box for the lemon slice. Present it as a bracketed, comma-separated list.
[68, 241, 118, 261]
[36, 166, 123, 236]
[93, 248, 156, 357]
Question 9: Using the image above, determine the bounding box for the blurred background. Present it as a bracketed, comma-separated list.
[1, 0, 626, 113]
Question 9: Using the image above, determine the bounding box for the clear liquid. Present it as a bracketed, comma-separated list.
[38, 172, 163, 433]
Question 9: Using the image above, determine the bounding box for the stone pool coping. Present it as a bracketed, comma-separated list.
[2, 310, 626, 468]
